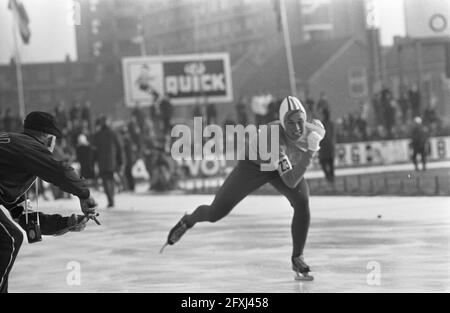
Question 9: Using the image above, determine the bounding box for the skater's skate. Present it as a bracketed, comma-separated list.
[292, 255, 313, 281]
[160, 214, 191, 253]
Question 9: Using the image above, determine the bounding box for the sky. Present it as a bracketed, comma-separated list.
[0, 0, 406, 65]
[374, 0, 406, 45]
[0, 0, 77, 64]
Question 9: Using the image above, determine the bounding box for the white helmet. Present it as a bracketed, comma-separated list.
[279, 96, 307, 130]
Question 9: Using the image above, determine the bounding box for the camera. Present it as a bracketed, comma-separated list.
[26, 220, 42, 244]
[25, 211, 42, 244]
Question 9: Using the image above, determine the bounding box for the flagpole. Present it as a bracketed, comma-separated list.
[279, 0, 298, 97]
[11, 9, 26, 119]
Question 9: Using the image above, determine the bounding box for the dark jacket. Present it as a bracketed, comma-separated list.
[0, 132, 90, 207]
[159, 98, 173, 119]
[93, 126, 123, 173]
[319, 119, 335, 160]
[76, 145, 96, 179]
[122, 135, 137, 166]
[411, 124, 428, 151]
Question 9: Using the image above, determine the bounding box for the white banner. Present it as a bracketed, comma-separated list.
[332, 136, 450, 168]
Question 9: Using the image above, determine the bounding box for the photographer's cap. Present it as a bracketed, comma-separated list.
[24, 111, 62, 138]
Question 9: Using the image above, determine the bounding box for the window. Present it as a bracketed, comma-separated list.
[37, 91, 52, 106]
[89, 0, 99, 12]
[209, 24, 220, 37]
[197, 27, 207, 40]
[72, 64, 90, 82]
[91, 19, 101, 35]
[93, 41, 103, 57]
[207, 0, 218, 12]
[222, 22, 231, 35]
[0, 72, 12, 89]
[37, 67, 51, 83]
[218, 0, 229, 10]
[245, 17, 253, 30]
[117, 17, 137, 30]
[232, 20, 244, 33]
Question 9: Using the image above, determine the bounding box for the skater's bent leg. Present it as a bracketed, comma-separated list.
[187, 161, 277, 227]
[421, 150, 427, 170]
[270, 178, 310, 257]
[187, 204, 222, 225]
[101, 172, 115, 206]
[412, 150, 419, 170]
[329, 160, 335, 182]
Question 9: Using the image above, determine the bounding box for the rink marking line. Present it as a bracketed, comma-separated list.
[0, 221, 16, 288]
[305, 161, 450, 179]
[179, 161, 450, 189]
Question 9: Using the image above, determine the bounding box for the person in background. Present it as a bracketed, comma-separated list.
[251, 94, 270, 127]
[54, 101, 69, 132]
[236, 98, 249, 126]
[409, 85, 422, 118]
[410, 117, 428, 171]
[81, 101, 92, 131]
[70, 101, 82, 124]
[316, 92, 329, 116]
[380, 88, 395, 138]
[93, 116, 123, 208]
[318, 108, 336, 184]
[398, 91, 410, 124]
[121, 127, 137, 192]
[193, 105, 203, 119]
[423, 96, 439, 132]
[206, 103, 217, 125]
[159, 94, 173, 133]
[266, 98, 281, 123]
[76, 134, 96, 187]
[304, 91, 315, 119]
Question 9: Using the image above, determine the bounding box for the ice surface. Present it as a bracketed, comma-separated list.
[8, 192, 450, 293]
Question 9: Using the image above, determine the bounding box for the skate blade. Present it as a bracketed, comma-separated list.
[295, 272, 314, 281]
[159, 243, 169, 254]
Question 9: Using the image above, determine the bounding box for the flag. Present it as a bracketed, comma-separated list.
[8, 0, 31, 44]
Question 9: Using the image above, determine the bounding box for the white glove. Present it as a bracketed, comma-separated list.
[306, 119, 325, 152]
[306, 119, 326, 137]
[307, 132, 323, 152]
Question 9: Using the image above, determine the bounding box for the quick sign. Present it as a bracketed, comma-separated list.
[122, 53, 233, 106]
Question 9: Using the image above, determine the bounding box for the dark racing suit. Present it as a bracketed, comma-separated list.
[0, 132, 90, 293]
[185, 122, 314, 259]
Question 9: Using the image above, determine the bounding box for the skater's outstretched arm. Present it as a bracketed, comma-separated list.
[278, 150, 315, 189]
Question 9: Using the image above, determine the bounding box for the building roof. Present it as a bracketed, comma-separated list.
[240, 37, 354, 95]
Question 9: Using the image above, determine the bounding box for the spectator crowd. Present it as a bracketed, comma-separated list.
[247, 86, 450, 144]
[2, 84, 450, 198]
[1, 94, 179, 205]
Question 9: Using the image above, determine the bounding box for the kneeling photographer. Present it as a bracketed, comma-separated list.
[0, 112, 99, 293]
